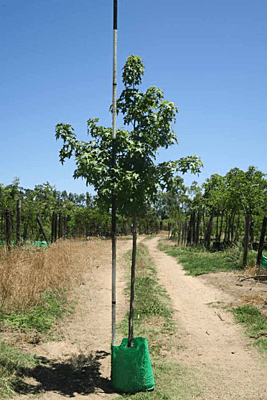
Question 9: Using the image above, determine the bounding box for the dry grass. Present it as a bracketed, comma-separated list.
[0, 240, 88, 311]
[244, 264, 261, 277]
[239, 293, 267, 306]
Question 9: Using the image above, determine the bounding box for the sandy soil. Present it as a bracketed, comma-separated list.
[147, 236, 267, 400]
[9, 235, 267, 399]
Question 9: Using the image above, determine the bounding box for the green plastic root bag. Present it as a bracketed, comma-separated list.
[111, 337, 155, 393]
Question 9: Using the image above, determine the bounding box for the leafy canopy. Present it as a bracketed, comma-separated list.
[55, 55, 203, 217]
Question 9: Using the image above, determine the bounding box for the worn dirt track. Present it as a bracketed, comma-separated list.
[146, 236, 267, 400]
[12, 236, 267, 399]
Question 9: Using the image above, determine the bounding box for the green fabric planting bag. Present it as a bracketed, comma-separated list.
[261, 255, 267, 269]
[111, 337, 155, 393]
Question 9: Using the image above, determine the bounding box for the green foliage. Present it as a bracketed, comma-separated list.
[0, 289, 71, 333]
[0, 341, 40, 398]
[252, 338, 267, 353]
[232, 305, 267, 338]
[0, 179, 110, 242]
[224, 166, 267, 215]
[159, 241, 245, 276]
[55, 55, 203, 217]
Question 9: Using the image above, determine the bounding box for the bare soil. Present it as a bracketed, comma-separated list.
[8, 235, 267, 399]
[148, 236, 267, 400]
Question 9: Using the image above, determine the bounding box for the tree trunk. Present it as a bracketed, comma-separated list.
[235, 211, 240, 241]
[195, 210, 201, 245]
[128, 214, 137, 347]
[1, 210, 4, 242]
[51, 212, 57, 243]
[216, 212, 219, 241]
[178, 222, 182, 245]
[183, 222, 188, 245]
[23, 215, 28, 241]
[202, 211, 206, 239]
[58, 213, 63, 239]
[37, 215, 49, 245]
[16, 199, 21, 246]
[249, 217, 254, 244]
[243, 214, 250, 268]
[224, 211, 228, 242]
[257, 217, 267, 266]
[226, 214, 231, 242]
[205, 209, 214, 251]
[5, 209, 12, 250]
[191, 212, 196, 244]
[219, 210, 224, 243]
[187, 214, 192, 244]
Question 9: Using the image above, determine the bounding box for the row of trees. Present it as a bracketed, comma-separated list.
[1, 164, 266, 246]
[163, 166, 267, 248]
[0, 180, 171, 244]
[0, 180, 117, 243]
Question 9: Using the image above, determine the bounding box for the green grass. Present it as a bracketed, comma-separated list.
[158, 240, 253, 276]
[232, 305, 267, 335]
[0, 341, 41, 398]
[252, 337, 267, 353]
[143, 234, 158, 241]
[0, 287, 78, 398]
[232, 305, 267, 353]
[0, 288, 75, 333]
[115, 244, 204, 399]
[118, 245, 173, 340]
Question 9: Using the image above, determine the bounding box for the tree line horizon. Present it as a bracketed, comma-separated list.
[0, 163, 266, 246]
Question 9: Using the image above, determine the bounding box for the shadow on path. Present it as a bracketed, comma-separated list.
[14, 350, 113, 397]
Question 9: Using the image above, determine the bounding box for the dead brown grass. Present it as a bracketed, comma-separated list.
[244, 264, 261, 277]
[0, 240, 89, 311]
[239, 293, 267, 306]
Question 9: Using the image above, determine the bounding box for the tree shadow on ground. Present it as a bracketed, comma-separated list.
[14, 350, 113, 397]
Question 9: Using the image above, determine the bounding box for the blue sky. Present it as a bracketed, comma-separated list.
[1, 0, 266, 195]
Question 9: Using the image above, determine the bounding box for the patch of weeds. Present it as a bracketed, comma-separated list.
[0, 340, 41, 398]
[159, 239, 244, 276]
[253, 338, 267, 353]
[206, 301, 224, 308]
[0, 288, 74, 333]
[143, 234, 157, 241]
[122, 245, 173, 331]
[232, 305, 267, 340]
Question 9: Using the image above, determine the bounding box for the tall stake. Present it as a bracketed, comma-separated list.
[128, 214, 137, 347]
[111, 0, 118, 347]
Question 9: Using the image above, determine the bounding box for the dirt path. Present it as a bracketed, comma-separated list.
[146, 237, 267, 400]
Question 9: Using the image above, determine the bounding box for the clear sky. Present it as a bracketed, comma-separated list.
[1, 0, 266, 195]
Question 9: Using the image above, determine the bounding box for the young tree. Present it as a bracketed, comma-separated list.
[55, 55, 203, 346]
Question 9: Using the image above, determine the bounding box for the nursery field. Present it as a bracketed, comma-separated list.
[1, 235, 267, 399]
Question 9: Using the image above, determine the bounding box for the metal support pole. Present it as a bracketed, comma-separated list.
[111, 0, 118, 348]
